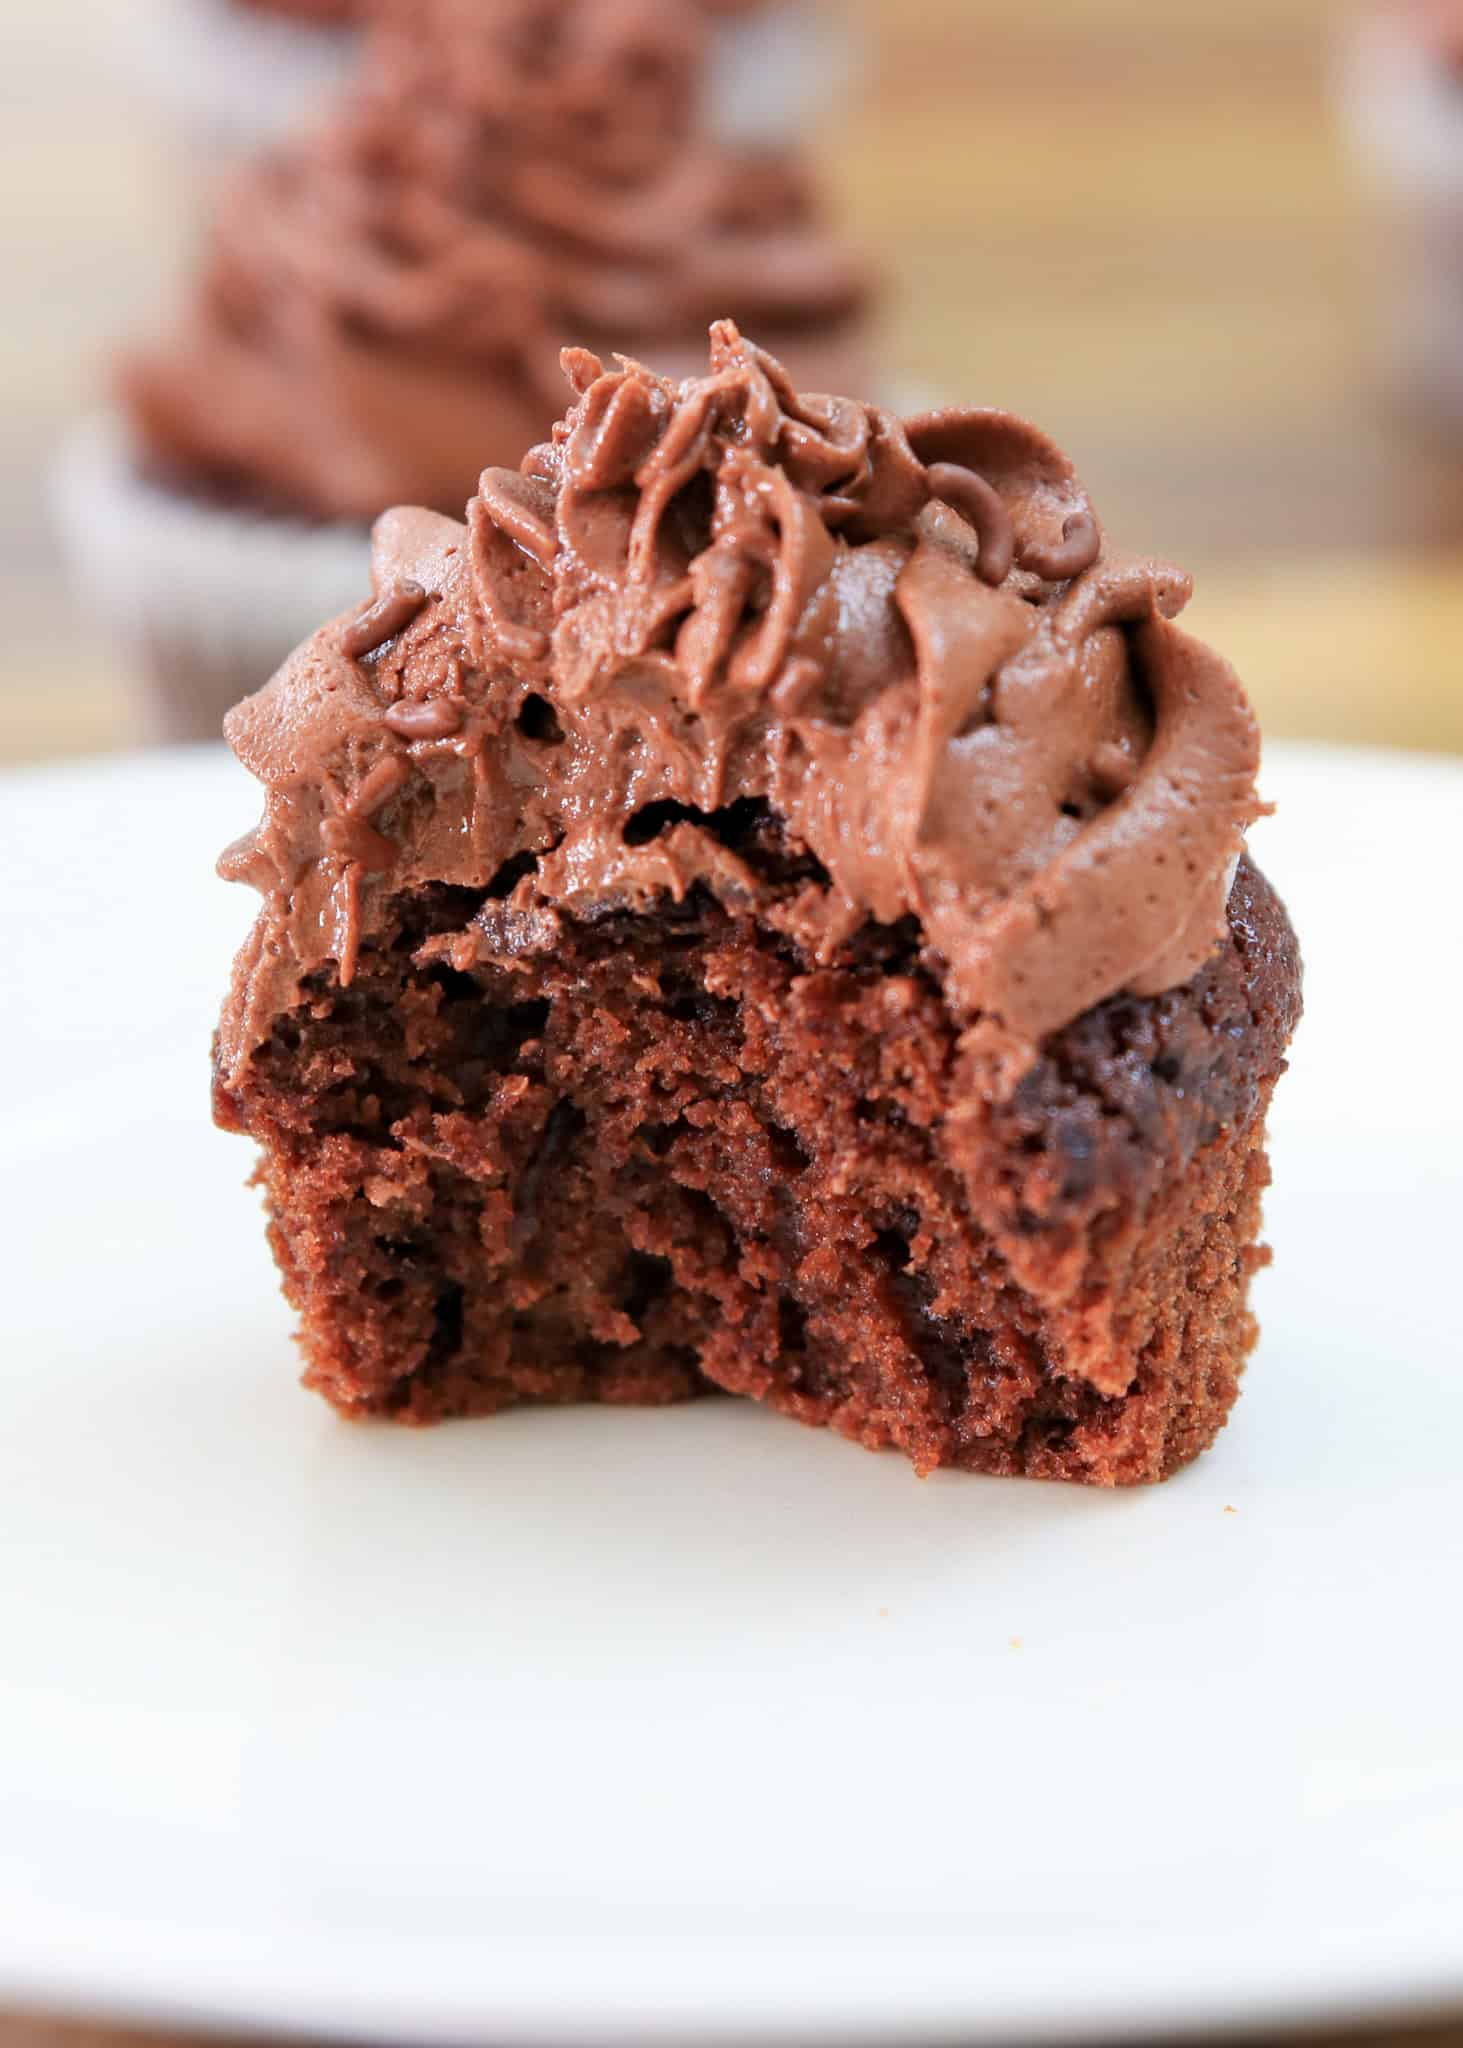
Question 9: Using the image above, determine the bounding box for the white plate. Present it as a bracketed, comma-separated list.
[1, 741, 1461, 2047]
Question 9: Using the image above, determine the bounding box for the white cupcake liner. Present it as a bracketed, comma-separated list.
[127, 0, 360, 162]
[703, 2, 864, 146]
[1336, 12, 1463, 421]
[52, 413, 371, 745]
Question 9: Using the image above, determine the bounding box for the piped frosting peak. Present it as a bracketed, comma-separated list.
[220, 327, 1263, 1089]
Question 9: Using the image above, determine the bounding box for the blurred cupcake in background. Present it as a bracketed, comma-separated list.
[59, 0, 874, 743]
[1339, 2, 1463, 426]
[132, 0, 859, 169]
[133, 0, 366, 165]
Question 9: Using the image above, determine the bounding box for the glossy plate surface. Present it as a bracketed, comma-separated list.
[2, 742, 1460, 2045]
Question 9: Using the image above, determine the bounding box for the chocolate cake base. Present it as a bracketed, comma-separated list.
[216, 844, 1300, 1486]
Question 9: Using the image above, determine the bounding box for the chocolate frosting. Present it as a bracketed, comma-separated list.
[123, 0, 869, 522]
[218, 328, 1263, 1093]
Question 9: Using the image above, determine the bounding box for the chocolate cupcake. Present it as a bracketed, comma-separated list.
[62, 0, 873, 743]
[213, 327, 1301, 1486]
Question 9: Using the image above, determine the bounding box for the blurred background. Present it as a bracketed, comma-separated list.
[5, 0, 1463, 2044]
[6, 0, 1463, 767]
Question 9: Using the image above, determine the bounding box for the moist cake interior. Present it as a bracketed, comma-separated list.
[218, 794, 1294, 1485]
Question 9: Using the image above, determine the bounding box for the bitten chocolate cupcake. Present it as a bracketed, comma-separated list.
[58, 0, 872, 743]
[213, 327, 1301, 1487]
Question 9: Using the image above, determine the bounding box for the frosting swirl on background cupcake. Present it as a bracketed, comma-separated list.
[121, 0, 870, 523]
[232, 0, 362, 20]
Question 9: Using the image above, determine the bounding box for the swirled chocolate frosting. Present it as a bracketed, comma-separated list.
[122, 0, 869, 523]
[218, 328, 1263, 1091]
[1398, 0, 1463, 72]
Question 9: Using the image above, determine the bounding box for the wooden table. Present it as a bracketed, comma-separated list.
[2, 0, 1460, 2042]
